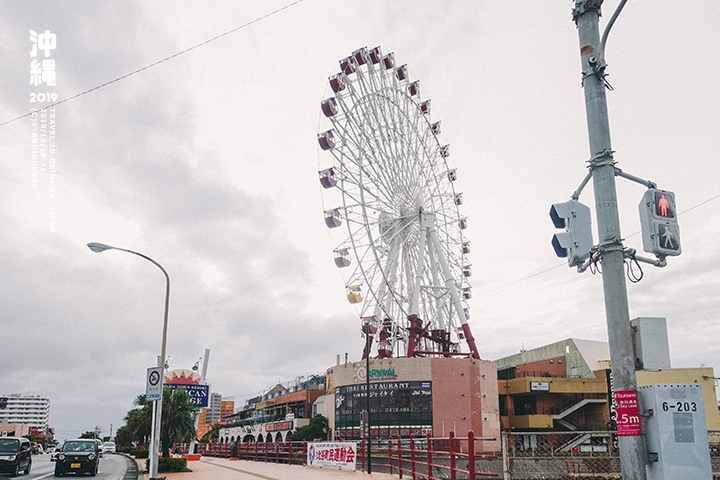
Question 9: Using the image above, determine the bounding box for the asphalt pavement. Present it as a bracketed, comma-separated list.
[138, 456, 400, 480]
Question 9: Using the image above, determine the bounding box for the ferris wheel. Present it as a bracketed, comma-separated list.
[317, 46, 479, 360]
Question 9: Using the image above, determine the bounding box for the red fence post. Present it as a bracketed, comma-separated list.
[410, 434, 417, 480]
[361, 438, 366, 472]
[388, 436, 394, 475]
[426, 432, 433, 480]
[449, 431, 456, 480]
[468, 430, 475, 480]
[397, 435, 403, 479]
[275, 441, 279, 463]
[254, 441, 258, 462]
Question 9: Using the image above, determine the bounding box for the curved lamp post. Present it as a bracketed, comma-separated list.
[87, 242, 169, 479]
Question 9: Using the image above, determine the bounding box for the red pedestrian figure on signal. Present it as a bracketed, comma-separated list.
[658, 194, 670, 216]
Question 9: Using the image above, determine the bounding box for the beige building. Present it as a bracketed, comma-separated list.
[495, 338, 719, 432]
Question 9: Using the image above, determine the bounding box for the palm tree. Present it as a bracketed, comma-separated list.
[200, 422, 222, 443]
[125, 395, 152, 448]
[114, 426, 132, 450]
[159, 387, 197, 458]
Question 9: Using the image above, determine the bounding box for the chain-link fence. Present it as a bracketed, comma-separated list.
[502, 430, 720, 479]
[710, 430, 720, 478]
[502, 431, 619, 479]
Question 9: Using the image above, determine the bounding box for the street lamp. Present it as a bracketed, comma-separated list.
[87, 242, 169, 479]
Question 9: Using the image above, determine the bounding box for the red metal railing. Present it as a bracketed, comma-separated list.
[382, 431, 498, 479]
[177, 430, 498, 478]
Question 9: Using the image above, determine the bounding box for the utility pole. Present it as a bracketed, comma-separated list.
[572, 2, 647, 479]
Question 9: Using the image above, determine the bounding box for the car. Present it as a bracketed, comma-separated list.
[102, 442, 116, 454]
[54, 439, 100, 477]
[50, 442, 65, 462]
[0, 436, 32, 477]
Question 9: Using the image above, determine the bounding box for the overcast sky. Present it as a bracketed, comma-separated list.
[2, 1, 719, 441]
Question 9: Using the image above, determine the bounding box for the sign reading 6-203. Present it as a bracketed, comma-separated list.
[662, 401, 697, 412]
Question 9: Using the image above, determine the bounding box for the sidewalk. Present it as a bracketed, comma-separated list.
[141, 456, 400, 480]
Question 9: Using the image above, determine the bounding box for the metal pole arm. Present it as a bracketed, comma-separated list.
[614, 168, 657, 189]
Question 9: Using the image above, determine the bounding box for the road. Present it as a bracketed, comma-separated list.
[0, 452, 137, 480]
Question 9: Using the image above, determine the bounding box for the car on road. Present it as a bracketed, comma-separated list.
[54, 439, 100, 477]
[0, 436, 32, 477]
[102, 442, 116, 454]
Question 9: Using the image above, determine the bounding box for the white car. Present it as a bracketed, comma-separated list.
[50, 442, 64, 461]
[102, 442, 116, 454]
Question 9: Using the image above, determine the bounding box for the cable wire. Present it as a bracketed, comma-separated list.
[0, 0, 307, 128]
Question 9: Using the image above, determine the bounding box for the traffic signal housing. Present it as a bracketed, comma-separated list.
[550, 200, 594, 268]
[639, 189, 681, 256]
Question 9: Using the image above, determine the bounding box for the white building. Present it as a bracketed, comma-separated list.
[0, 394, 50, 431]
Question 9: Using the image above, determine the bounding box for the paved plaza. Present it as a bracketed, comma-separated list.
[141, 456, 399, 480]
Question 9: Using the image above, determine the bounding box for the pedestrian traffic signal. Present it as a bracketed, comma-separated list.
[550, 200, 593, 267]
[639, 189, 681, 256]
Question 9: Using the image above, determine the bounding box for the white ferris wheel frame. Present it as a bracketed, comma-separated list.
[318, 46, 479, 360]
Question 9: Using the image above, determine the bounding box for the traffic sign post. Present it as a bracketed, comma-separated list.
[572, 2, 648, 478]
[146, 367, 163, 402]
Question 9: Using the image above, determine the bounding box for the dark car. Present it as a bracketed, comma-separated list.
[0, 436, 32, 477]
[54, 439, 99, 477]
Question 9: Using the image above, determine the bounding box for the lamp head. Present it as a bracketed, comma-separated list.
[87, 242, 113, 253]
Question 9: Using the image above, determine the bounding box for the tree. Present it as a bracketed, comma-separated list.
[80, 431, 96, 439]
[125, 395, 152, 448]
[114, 425, 133, 450]
[200, 422, 222, 443]
[159, 387, 197, 458]
[287, 414, 328, 442]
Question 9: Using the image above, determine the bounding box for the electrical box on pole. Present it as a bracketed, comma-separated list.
[639, 189, 681, 257]
[638, 384, 712, 480]
[550, 200, 593, 267]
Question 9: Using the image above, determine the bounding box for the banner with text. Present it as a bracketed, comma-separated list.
[307, 442, 356, 471]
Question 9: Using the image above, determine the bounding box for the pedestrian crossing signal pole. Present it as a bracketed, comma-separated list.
[572, 2, 647, 479]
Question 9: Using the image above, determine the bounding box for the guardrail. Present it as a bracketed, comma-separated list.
[176, 430, 501, 478]
[176, 430, 720, 478]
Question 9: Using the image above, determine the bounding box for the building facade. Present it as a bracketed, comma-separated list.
[326, 356, 500, 450]
[495, 338, 719, 432]
[219, 379, 326, 444]
[0, 395, 50, 432]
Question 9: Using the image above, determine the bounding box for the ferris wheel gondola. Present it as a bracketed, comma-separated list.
[317, 46, 479, 360]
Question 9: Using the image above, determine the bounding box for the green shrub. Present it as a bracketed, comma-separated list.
[134, 449, 149, 459]
[145, 457, 187, 473]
